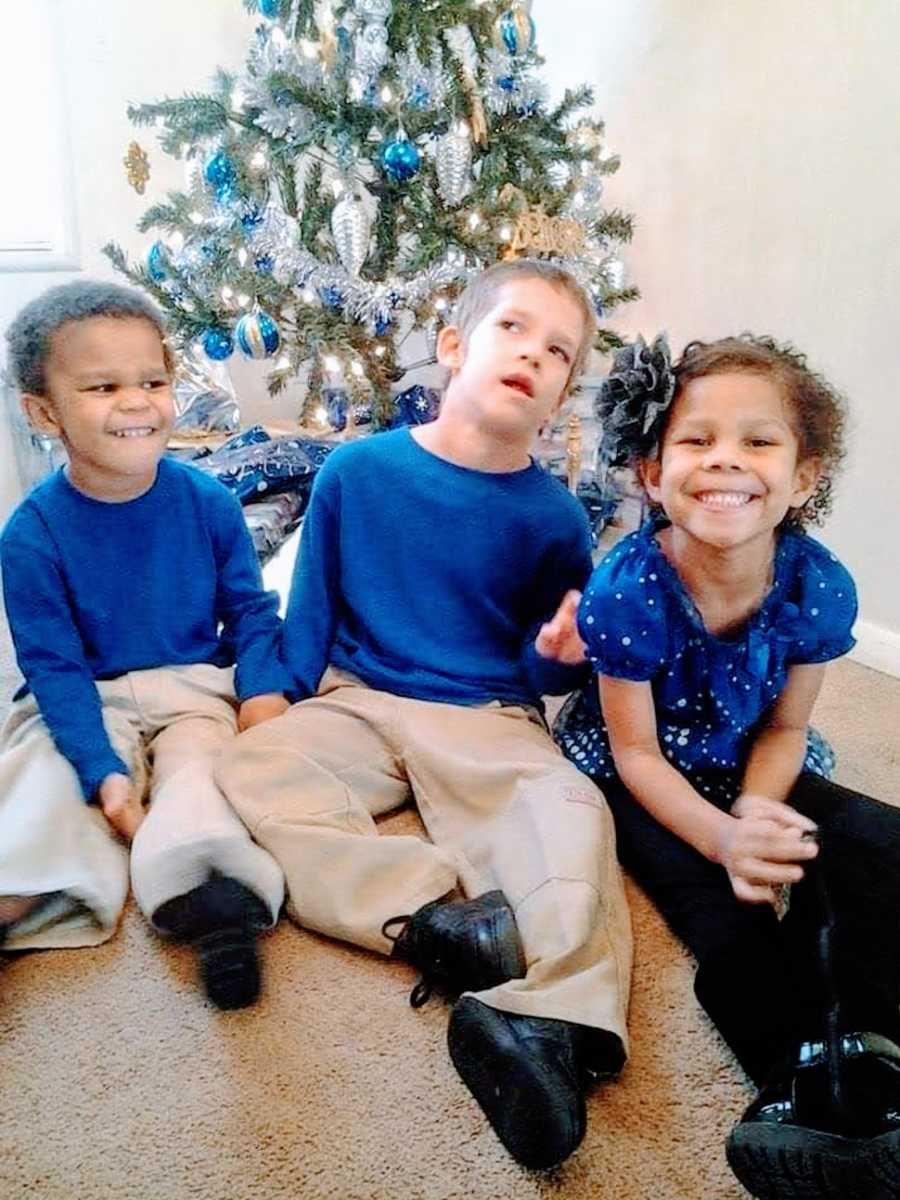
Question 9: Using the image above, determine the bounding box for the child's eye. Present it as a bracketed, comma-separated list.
[748, 438, 775, 447]
[550, 345, 571, 363]
[88, 383, 115, 394]
[142, 378, 169, 390]
[499, 319, 519, 331]
[678, 436, 708, 446]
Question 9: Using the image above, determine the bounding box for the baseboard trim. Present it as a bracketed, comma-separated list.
[849, 619, 900, 680]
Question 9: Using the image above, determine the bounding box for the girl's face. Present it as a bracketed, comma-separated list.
[640, 371, 820, 553]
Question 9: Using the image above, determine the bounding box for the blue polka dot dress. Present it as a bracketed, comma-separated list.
[556, 518, 857, 805]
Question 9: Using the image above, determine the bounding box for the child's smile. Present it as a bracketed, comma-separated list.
[642, 371, 820, 555]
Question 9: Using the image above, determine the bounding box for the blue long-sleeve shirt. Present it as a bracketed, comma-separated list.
[1, 459, 286, 800]
[282, 428, 592, 706]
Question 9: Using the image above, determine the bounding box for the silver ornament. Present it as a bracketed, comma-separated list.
[354, 21, 389, 76]
[331, 193, 372, 276]
[356, 0, 391, 20]
[435, 123, 472, 207]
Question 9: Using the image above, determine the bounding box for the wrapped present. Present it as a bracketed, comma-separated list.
[390, 384, 441, 428]
[172, 355, 240, 435]
[188, 429, 334, 503]
[243, 491, 308, 563]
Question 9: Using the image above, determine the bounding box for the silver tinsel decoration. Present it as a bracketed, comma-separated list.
[354, 20, 390, 76]
[435, 124, 472, 207]
[330, 192, 372, 276]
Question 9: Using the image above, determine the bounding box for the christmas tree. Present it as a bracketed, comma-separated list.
[105, 0, 637, 432]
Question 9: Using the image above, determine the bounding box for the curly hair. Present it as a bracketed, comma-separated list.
[669, 334, 848, 527]
[5, 280, 171, 397]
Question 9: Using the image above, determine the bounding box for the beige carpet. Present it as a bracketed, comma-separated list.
[1, 609, 897, 1200]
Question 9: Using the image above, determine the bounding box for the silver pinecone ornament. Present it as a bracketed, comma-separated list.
[435, 123, 472, 207]
[330, 192, 372, 277]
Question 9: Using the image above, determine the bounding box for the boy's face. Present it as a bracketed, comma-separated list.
[437, 278, 584, 442]
[23, 316, 174, 500]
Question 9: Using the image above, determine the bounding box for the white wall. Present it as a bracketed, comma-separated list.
[536, 0, 900, 668]
[2, 1, 898, 664]
[0, 0, 254, 519]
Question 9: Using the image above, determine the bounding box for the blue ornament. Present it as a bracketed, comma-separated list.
[494, 6, 537, 56]
[498, 75, 517, 93]
[374, 313, 393, 337]
[204, 151, 236, 189]
[319, 285, 344, 312]
[258, 0, 280, 17]
[235, 310, 281, 360]
[241, 205, 264, 230]
[145, 241, 168, 283]
[323, 386, 349, 432]
[380, 136, 421, 183]
[216, 181, 238, 206]
[592, 293, 605, 318]
[202, 328, 234, 361]
[254, 254, 274, 275]
[408, 83, 430, 109]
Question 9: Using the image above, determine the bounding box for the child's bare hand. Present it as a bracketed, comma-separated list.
[719, 793, 818, 905]
[238, 692, 290, 731]
[98, 773, 144, 842]
[535, 590, 587, 664]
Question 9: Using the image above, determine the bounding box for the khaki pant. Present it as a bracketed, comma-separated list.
[217, 669, 632, 1042]
[0, 664, 284, 950]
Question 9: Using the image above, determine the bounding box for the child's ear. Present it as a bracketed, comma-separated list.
[436, 324, 465, 372]
[638, 456, 663, 503]
[790, 456, 822, 510]
[21, 393, 63, 439]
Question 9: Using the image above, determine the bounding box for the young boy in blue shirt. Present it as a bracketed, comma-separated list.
[0, 281, 286, 1008]
[217, 260, 633, 1168]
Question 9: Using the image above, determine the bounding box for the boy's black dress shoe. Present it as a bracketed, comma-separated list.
[382, 889, 526, 1007]
[447, 995, 622, 1169]
[726, 1033, 900, 1199]
[153, 874, 271, 1010]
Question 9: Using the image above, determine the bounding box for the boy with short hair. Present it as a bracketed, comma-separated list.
[0, 280, 286, 1008]
[217, 260, 633, 1166]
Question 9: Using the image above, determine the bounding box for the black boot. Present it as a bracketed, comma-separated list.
[382, 889, 525, 1008]
[447, 996, 622, 1169]
[726, 839, 900, 1199]
[153, 874, 271, 1011]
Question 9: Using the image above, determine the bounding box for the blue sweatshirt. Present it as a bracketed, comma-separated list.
[282, 428, 592, 706]
[1, 459, 286, 800]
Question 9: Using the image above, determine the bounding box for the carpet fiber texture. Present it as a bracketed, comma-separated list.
[1, 609, 897, 1200]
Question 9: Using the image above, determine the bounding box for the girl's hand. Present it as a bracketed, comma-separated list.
[98, 772, 145, 842]
[718, 793, 819, 904]
[535, 590, 587, 664]
[238, 692, 290, 731]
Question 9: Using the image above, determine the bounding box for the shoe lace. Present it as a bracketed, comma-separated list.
[382, 914, 435, 1008]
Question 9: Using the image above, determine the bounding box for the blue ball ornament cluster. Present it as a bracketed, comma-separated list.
[380, 137, 421, 183]
[235, 310, 281, 360]
[202, 328, 235, 361]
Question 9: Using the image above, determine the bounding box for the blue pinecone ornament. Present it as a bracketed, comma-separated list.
[145, 241, 168, 283]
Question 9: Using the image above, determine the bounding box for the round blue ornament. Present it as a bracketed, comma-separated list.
[235, 310, 281, 360]
[145, 241, 167, 283]
[202, 328, 234, 361]
[205, 151, 236, 188]
[380, 137, 421, 183]
[494, 6, 536, 56]
[258, 0, 280, 17]
[374, 313, 393, 337]
[254, 254, 274, 275]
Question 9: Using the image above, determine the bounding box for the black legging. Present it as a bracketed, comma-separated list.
[601, 771, 900, 1085]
